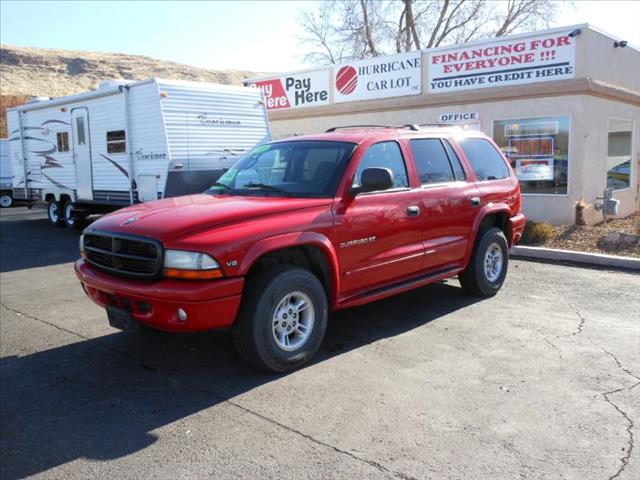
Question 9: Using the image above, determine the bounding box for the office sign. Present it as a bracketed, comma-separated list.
[334, 51, 422, 103]
[248, 70, 330, 110]
[438, 112, 479, 123]
[428, 31, 576, 93]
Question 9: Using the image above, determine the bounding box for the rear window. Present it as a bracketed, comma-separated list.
[458, 138, 510, 181]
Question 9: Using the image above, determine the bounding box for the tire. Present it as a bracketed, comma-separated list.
[232, 265, 328, 372]
[46, 199, 64, 226]
[0, 193, 12, 208]
[62, 201, 83, 230]
[459, 227, 509, 297]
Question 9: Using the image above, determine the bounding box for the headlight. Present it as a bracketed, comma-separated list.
[163, 250, 223, 280]
[79, 234, 85, 258]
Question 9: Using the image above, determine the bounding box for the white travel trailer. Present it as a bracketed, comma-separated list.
[7, 79, 271, 227]
[0, 138, 12, 207]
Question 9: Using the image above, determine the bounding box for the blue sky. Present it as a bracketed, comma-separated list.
[1, 0, 639, 73]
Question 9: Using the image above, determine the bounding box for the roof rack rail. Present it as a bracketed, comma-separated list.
[416, 123, 462, 128]
[325, 124, 420, 132]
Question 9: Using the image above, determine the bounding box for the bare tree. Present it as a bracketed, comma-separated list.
[299, 0, 563, 65]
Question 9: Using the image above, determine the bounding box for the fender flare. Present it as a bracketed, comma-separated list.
[463, 203, 512, 266]
[238, 231, 341, 306]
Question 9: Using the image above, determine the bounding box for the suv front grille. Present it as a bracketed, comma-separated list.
[84, 231, 162, 279]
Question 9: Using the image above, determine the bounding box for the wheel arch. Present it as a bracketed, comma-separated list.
[239, 232, 340, 308]
[463, 205, 512, 267]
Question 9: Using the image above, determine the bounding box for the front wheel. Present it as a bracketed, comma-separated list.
[0, 193, 12, 208]
[233, 266, 328, 372]
[47, 199, 64, 226]
[459, 227, 509, 297]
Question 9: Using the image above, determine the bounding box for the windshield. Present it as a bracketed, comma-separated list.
[208, 140, 356, 198]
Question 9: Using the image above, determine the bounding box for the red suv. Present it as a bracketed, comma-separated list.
[75, 125, 525, 371]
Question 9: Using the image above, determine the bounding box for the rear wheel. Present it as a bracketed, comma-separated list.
[46, 199, 64, 226]
[62, 201, 84, 230]
[459, 227, 508, 297]
[233, 265, 328, 372]
[0, 193, 12, 208]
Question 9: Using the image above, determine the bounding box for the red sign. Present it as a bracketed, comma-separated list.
[336, 66, 358, 95]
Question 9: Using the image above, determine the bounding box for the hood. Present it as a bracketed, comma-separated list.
[86, 194, 333, 240]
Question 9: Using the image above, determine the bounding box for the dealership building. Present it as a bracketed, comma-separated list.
[246, 24, 640, 225]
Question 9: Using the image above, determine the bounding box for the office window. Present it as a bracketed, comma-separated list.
[56, 132, 69, 152]
[107, 130, 126, 153]
[410, 139, 455, 184]
[607, 119, 633, 190]
[493, 116, 570, 194]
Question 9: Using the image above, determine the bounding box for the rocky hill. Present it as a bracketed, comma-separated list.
[0, 45, 258, 136]
[0, 44, 256, 97]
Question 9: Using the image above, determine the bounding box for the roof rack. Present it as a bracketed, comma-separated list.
[325, 124, 420, 133]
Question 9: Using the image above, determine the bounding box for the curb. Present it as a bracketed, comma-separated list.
[510, 245, 640, 271]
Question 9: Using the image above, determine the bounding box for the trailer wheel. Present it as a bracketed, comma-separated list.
[47, 199, 64, 226]
[62, 202, 83, 230]
[0, 193, 12, 208]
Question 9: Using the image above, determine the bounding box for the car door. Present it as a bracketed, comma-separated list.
[333, 140, 424, 296]
[409, 137, 480, 271]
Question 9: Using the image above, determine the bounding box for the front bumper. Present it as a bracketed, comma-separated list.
[509, 213, 526, 246]
[75, 259, 244, 332]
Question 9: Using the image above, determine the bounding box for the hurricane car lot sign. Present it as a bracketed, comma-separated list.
[248, 70, 330, 110]
[334, 51, 422, 103]
[428, 31, 576, 93]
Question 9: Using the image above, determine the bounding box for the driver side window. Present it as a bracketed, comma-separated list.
[353, 141, 408, 189]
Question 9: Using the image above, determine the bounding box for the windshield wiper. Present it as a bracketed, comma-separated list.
[242, 182, 290, 195]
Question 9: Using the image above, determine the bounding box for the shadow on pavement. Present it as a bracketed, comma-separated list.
[0, 207, 94, 273]
[0, 280, 481, 479]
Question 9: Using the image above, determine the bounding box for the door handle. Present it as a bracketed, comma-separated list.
[407, 205, 420, 217]
[470, 197, 482, 207]
[174, 163, 184, 170]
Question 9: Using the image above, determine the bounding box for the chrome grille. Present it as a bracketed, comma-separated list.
[83, 231, 162, 278]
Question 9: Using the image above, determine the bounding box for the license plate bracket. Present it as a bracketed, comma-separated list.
[106, 305, 141, 332]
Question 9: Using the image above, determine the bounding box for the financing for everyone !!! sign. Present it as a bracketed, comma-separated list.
[248, 70, 330, 110]
[334, 51, 422, 103]
[428, 31, 576, 93]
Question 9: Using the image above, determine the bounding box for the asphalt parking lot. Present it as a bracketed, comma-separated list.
[1, 206, 639, 480]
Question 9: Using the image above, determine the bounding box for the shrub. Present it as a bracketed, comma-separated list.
[521, 221, 556, 245]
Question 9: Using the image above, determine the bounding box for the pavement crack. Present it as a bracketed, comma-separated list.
[590, 344, 639, 480]
[600, 387, 637, 480]
[214, 394, 419, 480]
[556, 295, 586, 340]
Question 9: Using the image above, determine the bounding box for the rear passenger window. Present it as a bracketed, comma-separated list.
[410, 139, 454, 184]
[354, 141, 408, 189]
[442, 140, 466, 180]
[458, 138, 510, 181]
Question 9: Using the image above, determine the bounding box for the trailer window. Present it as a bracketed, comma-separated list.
[107, 130, 126, 153]
[76, 117, 86, 145]
[56, 132, 69, 152]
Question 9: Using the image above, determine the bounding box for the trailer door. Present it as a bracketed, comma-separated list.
[72, 108, 93, 200]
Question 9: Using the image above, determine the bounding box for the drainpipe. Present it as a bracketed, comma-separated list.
[121, 85, 135, 205]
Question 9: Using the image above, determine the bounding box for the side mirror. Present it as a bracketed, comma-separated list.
[350, 167, 394, 195]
